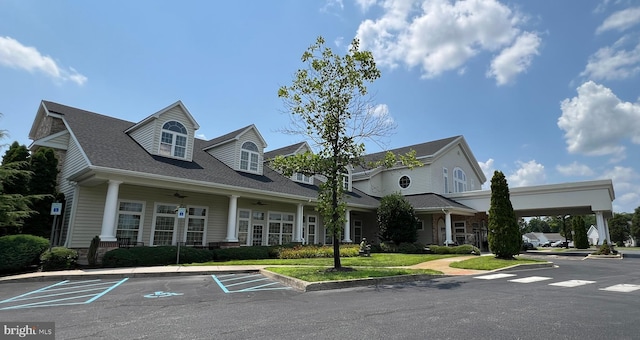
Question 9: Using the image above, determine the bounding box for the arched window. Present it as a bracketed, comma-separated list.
[159, 121, 187, 158]
[453, 167, 467, 193]
[240, 141, 259, 172]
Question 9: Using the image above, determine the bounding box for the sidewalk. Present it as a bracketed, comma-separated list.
[0, 256, 492, 284]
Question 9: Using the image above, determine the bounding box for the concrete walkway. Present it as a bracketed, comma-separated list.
[0, 256, 490, 283]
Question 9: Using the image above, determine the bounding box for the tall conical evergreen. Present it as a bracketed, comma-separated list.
[572, 216, 589, 249]
[487, 171, 520, 259]
[23, 148, 59, 237]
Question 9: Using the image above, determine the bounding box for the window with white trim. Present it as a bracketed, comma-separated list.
[267, 212, 294, 245]
[185, 206, 207, 245]
[416, 219, 424, 231]
[237, 209, 251, 246]
[151, 203, 178, 246]
[294, 172, 313, 184]
[453, 167, 467, 193]
[116, 201, 145, 243]
[443, 168, 449, 193]
[303, 215, 317, 245]
[159, 121, 187, 158]
[240, 141, 259, 172]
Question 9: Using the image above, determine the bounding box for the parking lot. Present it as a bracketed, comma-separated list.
[0, 273, 296, 311]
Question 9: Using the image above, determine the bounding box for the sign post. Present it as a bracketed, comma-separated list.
[49, 202, 62, 250]
[176, 207, 186, 265]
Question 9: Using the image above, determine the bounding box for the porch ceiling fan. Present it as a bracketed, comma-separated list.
[252, 200, 268, 206]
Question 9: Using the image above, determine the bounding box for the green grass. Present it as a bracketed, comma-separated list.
[187, 253, 462, 267]
[266, 266, 441, 282]
[449, 255, 545, 271]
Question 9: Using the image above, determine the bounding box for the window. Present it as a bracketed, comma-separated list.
[116, 201, 144, 243]
[443, 168, 449, 193]
[353, 219, 363, 244]
[185, 206, 207, 245]
[294, 172, 313, 184]
[303, 215, 317, 245]
[453, 167, 467, 193]
[159, 121, 187, 158]
[399, 175, 411, 189]
[240, 141, 259, 172]
[267, 212, 294, 245]
[237, 210, 251, 245]
[454, 221, 466, 245]
[151, 204, 178, 245]
[416, 219, 424, 231]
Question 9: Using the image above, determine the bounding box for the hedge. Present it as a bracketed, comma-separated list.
[102, 246, 214, 268]
[0, 234, 49, 272]
[40, 247, 78, 271]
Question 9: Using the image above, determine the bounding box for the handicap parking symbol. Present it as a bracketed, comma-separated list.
[144, 291, 184, 298]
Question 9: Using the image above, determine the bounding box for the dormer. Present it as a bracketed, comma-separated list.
[203, 125, 268, 175]
[264, 142, 316, 184]
[125, 101, 200, 162]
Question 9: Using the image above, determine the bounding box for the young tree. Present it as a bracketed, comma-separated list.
[377, 193, 418, 245]
[487, 171, 520, 259]
[631, 206, 640, 246]
[572, 215, 589, 249]
[272, 36, 420, 269]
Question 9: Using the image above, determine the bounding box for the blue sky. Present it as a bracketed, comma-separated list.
[1, 0, 639, 213]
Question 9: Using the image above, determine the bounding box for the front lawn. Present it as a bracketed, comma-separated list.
[188, 253, 462, 267]
[266, 266, 441, 282]
[449, 256, 546, 271]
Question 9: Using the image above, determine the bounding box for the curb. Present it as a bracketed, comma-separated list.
[261, 269, 447, 292]
[492, 262, 555, 272]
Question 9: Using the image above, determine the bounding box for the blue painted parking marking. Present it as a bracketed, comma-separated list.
[212, 274, 291, 293]
[0, 278, 128, 310]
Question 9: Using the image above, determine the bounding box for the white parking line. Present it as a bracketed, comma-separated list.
[473, 273, 517, 280]
[599, 284, 640, 293]
[548, 280, 595, 288]
[509, 276, 553, 283]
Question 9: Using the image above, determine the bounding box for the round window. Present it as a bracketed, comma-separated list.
[399, 175, 411, 189]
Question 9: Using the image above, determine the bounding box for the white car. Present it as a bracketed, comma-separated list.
[551, 240, 565, 247]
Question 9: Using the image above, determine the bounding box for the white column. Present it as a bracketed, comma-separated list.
[224, 195, 239, 242]
[295, 203, 304, 243]
[444, 210, 453, 246]
[99, 180, 122, 242]
[343, 208, 352, 243]
[595, 211, 606, 245]
[604, 218, 612, 244]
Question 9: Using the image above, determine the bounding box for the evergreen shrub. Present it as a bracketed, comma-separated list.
[427, 244, 480, 255]
[0, 234, 49, 272]
[40, 247, 78, 271]
[102, 246, 214, 267]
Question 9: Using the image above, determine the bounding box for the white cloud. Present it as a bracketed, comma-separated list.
[355, 0, 377, 12]
[487, 31, 541, 85]
[356, 0, 539, 84]
[507, 160, 546, 187]
[596, 6, 640, 34]
[478, 158, 495, 189]
[580, 37, 640, 81]
[558, 81, 640, 158]
[600, 166, 640, 212]
[368, 103, 395, 125]
[0, 36, 87, 85]
[556, 161, 595, 177]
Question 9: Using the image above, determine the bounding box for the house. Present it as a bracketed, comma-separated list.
[587, 225, 600, 245]
[28, 100, 616, 257]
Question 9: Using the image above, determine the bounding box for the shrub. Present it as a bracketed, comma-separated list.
[377, 193, 418, 245]
[213, 246, 273, 261]
[102, 246, 214, 267]
[277, 244, 359, 259]
[40, 247, 78, 271]
[397, 242, 421, 254]
[427, 244, 480, 255]
[0, 234, 50, 272]
[593, 240, 617, 255]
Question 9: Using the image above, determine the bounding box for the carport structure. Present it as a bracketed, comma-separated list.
[447, 179, 615, 245]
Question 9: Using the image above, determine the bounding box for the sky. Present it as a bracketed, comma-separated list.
[0, 0, 639, 213]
